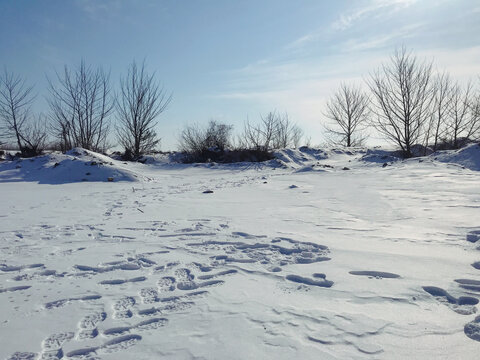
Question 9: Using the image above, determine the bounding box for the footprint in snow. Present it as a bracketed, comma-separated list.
[140, 287, 160, 304]
[113, 296, 136, 319]
[39, 332, 74, 360]
[44, 295, 102, 309]
[65, 334, 142, 358]
[464, 315, 480, 341]
[6, 352, 37, 360]
[157, 276, 176, 292]
[349, 271, 400, 279]
[286, 273, 334, 288]
[455, 279, 480, 292]
[423, 286, 479, 315]
[103, 317, 168, 337]
[77, 312, 107, 339]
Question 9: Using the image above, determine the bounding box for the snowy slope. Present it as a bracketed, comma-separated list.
[0, 147, 480, 360]
[0, 148, 140, 184]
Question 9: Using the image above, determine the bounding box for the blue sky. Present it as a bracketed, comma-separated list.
[1, 0, 479, 149]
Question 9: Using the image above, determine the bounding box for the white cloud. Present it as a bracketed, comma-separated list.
[332, 0, 418, 31]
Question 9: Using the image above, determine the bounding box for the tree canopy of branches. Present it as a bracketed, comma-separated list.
[424, 72, 453, 151]
[48, 60, 113, 152]
[0, 69, 47, 157]
[116, 61, 172, 159]
[324, 84, 370, 147]
[368, 47, 433, 158]
[444, 81, 480, 148]
[240, 111, 303, 151]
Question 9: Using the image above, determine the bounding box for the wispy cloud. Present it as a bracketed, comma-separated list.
[286, 0, 418, 51]
[340, 22, 425, 52]
[332, 0, 418, 31]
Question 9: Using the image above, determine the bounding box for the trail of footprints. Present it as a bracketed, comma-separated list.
[421, 228, 480, 341]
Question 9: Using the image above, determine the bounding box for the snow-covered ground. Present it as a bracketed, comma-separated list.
[1, 145, 480, 359]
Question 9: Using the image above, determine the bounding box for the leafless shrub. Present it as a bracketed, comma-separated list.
[178, 120, 234, 162]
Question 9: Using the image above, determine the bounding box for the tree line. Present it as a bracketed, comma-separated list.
[324, 47, 480, 157]
[0, 60, 171, 159]
[1, 47, 479, 161]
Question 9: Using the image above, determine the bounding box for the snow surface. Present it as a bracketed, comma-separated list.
[1, 145, 480, 359]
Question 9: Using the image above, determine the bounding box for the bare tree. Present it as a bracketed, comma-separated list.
[445, 81, 479, 148]
[0, 69, 47, 157]
[116, 61, 172, 158]
[425, 72, 453, 151]
[48, 60, 113, 152]
[368, 47, 434, 157]
[324, 84, 370, 147]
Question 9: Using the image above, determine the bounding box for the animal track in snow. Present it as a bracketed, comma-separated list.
[113, 296, 136, 319]
[349, 271, 400, 279]
[77, 311, 107, 339]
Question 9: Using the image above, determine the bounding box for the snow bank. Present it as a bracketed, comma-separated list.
[0, 148, 139, 184]
[430, 143, 480, 171]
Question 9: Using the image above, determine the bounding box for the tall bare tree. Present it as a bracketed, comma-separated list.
[368, 47, 433, 157]
[48, 60, 113, 152]
[116, 61, 172, 158]
[425, 72, 453, 151]
[324, 84, 370, 147]
[0, 69, 46, 156]
[446, 81, 479, 148]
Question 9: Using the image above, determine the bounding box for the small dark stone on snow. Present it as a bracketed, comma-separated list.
[382, 163, 388, 168]
[342, 167, 350, 170]
[53, 162, 60, 168]
[263, 181, 267, 184]
[203, 190, 214, 194]
[289, 185, 298, 189]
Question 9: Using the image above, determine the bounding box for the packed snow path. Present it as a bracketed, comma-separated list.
[1, 150, 480, 359]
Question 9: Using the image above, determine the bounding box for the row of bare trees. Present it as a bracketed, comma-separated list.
[0, 61, 171, 158]
[325, 47, 480, 157]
